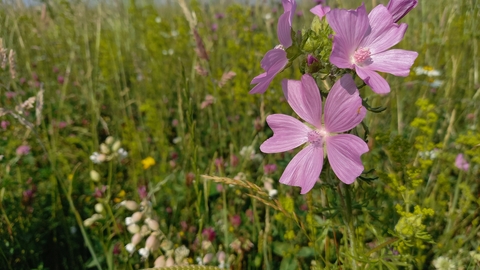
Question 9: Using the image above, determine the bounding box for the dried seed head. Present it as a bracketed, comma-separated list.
[8, 49, 16, 79]
[193, 29, 209, 61]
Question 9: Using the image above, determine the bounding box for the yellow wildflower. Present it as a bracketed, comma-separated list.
[142, 156, 156, 169]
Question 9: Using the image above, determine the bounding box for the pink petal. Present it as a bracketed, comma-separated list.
[369, 49, 418, 76]
[279, 145, 324, 194]
[282, 0, 296, 14]
[360, 6, 408, 54]
[310, 4, 330, 20]
[250, 49, 288, 94]
[324, 74, 366, 133]
[329, 35, 355, 69]
[260, 114, 310, 153]
[260, 49, 287, 71]
[387, 0, 418, 22]
[282, 74, 322, 128]
[326, 134, 368, 184]
[277, 12, 293, 48]
[326, 4, 369, 58]
[355, 67, 391, 94]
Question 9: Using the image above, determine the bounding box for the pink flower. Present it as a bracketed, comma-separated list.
[263, 163, 278, 174]
[202, 227, 216, 241]
[310, 4, 330, 20]
[1, 120, 9, 130]
[455, 154, 469, 172]
[250, 0, 297, 94]
[16, 145, 31, 155]
[326, 4, 418, 94]
[386, 0, 417, 22]
[260, 74, 368, 194]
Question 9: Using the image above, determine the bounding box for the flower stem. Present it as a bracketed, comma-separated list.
[338, 183, 357, 270]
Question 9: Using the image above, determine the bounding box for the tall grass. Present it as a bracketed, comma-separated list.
[0, 0, 479, 269]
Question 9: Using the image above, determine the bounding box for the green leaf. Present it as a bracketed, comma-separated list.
[296, 246, 314, 258]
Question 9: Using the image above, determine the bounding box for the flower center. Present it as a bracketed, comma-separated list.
[274, 44, 285, 50]
[307, 130, 326, 148]
[353, 47, 372, 66]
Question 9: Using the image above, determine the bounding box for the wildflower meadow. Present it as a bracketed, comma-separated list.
[0, 0, 479, 269]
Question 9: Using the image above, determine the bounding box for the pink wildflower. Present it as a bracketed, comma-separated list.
[455, 154, 469, 172]
[202, 227, 216, 241]
[16, 145, 31, 155]
[250, 0, 297, 94]
[386, 0, 418, 22]
[263, 163, 278, 174]
[260, 74, 368, 194]
[326, 4, 418, 94]
[1, 120, 9, 130]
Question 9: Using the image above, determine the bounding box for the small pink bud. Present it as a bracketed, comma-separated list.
[166, 256, 175, 266]
[131, 233, 143, 246]
[154, 255, 166, 267]
[145, 234, 159, 251]
[121, 200, 139, 211]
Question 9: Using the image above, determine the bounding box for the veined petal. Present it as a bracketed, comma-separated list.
[282, 0, 296, 14]
[260, 114, 310, 153]
[369, 49, 418, 76]
[356, 67, 391, 94]
[277, 12, 293, 48]
[260, 49, 287, 71]
[310, 4, 330, 20]
[326, 4, 369, 56]
[282, 74, 322, 128]
[279, 145, 324, 194]
[387, 0, 418, 22]
[360, 7, 408, 54]
[250, 49, 288, 94]
[326, 134, 368, 184]
[324, 74, 366, 133]
[330, 35, 355, 69]
[250, 75, 274, 94]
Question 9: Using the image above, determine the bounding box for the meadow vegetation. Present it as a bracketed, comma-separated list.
[0, 0, 479, 269]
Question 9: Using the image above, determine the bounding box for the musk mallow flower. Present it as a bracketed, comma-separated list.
[386, 0, 418, 23]
[326, 4, 418, 94]
[250, 0, 297, 94]
[260, 74, 368, 194]
[455, 154, 469, 172]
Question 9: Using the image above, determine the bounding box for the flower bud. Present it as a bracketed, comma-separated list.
[121, 200, 139, 211]
[138, 247, 150, 258]
[97, 153, 107, 162]
[131, 211, 143, 223]
[90, 170, 100, 182]
[154, 255, 166, 267]
[145, 218, 159, 231]
[166, 256, 175, 267]
[127, 223, 140, 234]
[131, 233, 143, 246]
[140, 224, 151, 236]
[83, 218, 95, 227]
[145, 234, 159, 251]
[112, 140, 121, 152]
[100, 143, 110, 154]
[125, 243, 135, 253]
[203, 253, 214, 264]
[105, 136, 114, 145]
[94, 203, 104, 213]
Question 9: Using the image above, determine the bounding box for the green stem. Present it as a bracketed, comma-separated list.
[338, 183, 357, 270]
[446, 170, 464, 232]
